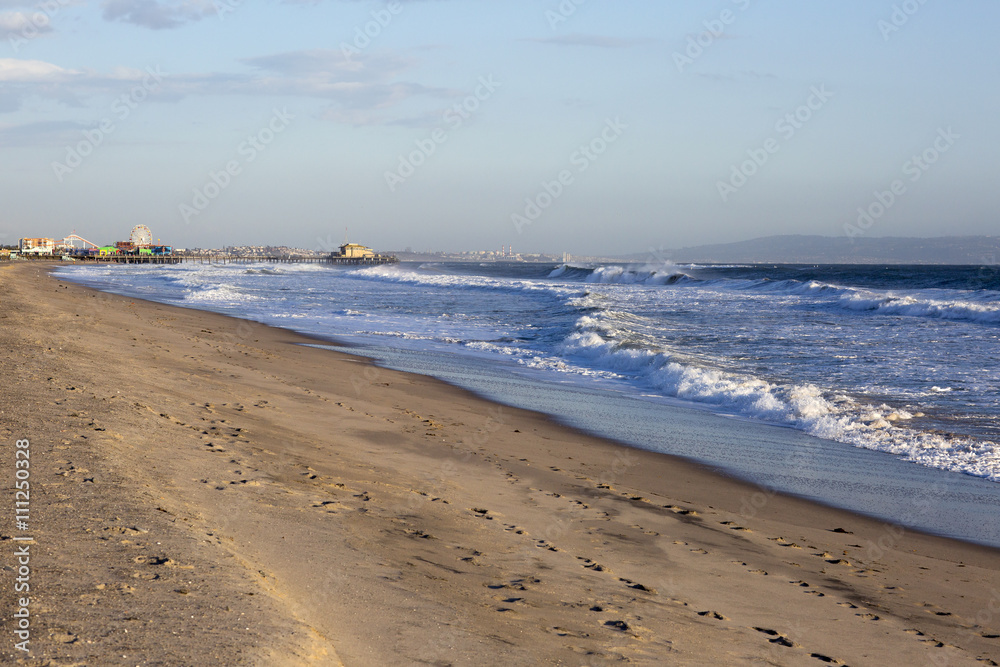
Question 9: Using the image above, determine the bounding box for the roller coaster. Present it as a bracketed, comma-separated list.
[58, 234, 100, 251]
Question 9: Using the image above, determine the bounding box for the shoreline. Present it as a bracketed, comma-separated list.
[3, 262, 999, 665]
[54, 260, 1000, 549]
[57, 262, 1000, 548]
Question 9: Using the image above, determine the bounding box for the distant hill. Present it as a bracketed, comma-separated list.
[622, 235, 1000, 265]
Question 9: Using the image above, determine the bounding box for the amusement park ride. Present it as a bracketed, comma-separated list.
[58, 225, 172, 257]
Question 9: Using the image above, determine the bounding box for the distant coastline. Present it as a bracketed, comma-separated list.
[621, 234, 1000, 265]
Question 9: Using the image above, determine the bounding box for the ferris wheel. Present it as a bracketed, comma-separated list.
[130, 225, 153, 247]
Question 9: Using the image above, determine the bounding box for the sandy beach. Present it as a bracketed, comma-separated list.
[1, 261, 998, 665]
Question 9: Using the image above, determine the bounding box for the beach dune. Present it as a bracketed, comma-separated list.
[2, 262, 998, 665]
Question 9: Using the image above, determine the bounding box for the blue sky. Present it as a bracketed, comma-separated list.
[0, 1, 997, 254]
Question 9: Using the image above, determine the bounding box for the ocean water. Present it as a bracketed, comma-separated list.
[56, 261, 1000, 546]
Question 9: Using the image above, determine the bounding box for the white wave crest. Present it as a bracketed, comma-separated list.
[585, 265, 691, 285]
[839, 292, 1000, 323]
[558, 314, 1000, 480]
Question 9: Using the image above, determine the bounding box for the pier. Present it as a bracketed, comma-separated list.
[178, 255, 399, 266]
[6, 254, 399, 266]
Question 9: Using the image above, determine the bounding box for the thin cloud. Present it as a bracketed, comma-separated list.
[0, 120, 86, 147]
[101, 0, 216, 30]
[1, 51, 455, 127]
[684, 31, 740, 41]
[242, 49, 415, 82]
[0, 57, 80, 82]
[100, 0, 444, 30]
[695, 70, 778, 82]
[0, 11, 54, 38]
[524, 33, 648, 49]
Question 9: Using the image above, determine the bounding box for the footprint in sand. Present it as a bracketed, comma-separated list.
[579, 558, 606, 572]
[459, 550, 483, 565]
[603, 620, 631, 633]
[134, 555, 171, 566]
[619, 578, 655, 593]
[549, 626, 591, 638]
[403, 528, 434, 539]
[311, 500, 348, 513]
[753, 627, 797, 647]
[697, 610, 727, 620]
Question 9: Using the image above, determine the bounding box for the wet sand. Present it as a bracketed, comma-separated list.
[2, 261, 999, 665]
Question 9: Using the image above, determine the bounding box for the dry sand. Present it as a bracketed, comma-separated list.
[1, 261, 999, 666]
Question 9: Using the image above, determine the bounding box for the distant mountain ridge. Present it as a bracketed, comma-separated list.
[624, 235, 1000, 265]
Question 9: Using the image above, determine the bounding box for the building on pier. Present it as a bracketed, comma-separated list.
[335, 243, 376, 259]
[329, 242, 397, 265]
